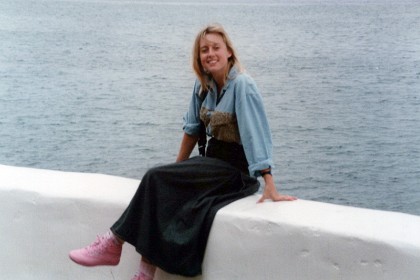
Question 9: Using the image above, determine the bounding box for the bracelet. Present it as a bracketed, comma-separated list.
[260, 169, 272, 177]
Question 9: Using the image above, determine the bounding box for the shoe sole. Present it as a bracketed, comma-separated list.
[69, 254, 120, 267]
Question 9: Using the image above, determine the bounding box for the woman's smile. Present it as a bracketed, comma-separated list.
[200, 33, 232, 79]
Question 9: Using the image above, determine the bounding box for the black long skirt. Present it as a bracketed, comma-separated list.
[111, 156, 259, 277]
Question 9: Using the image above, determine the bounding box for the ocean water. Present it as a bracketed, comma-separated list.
[1, 0, 419, 215]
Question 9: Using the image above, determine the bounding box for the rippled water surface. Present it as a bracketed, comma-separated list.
[1, 0, 419, 215]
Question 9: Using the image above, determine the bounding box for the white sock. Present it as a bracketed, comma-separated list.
[108, 230, 123, 245]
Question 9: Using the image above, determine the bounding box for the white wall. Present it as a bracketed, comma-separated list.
[1, 164, 420, 280]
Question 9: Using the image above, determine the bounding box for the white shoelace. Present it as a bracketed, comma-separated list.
[86, 232, 115, 256]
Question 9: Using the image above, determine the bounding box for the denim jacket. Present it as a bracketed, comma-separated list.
[183, 67, 274, 177]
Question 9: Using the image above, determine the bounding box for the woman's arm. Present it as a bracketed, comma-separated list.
[233, 75, 297, 202]
[176, 132, 199, 162]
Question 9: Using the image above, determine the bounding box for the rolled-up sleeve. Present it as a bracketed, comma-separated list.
[234, 75, 274, 177]
[183, 80, 202, 136]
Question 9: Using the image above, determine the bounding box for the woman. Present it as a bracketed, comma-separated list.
[69, 23, 296, 280]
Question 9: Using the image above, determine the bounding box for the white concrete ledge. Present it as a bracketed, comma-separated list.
[1, 164, 420, 280]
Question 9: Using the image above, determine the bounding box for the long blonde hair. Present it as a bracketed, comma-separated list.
[192, 24, 243, 93]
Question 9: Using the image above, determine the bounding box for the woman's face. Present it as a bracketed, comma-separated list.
[199, 33, 232, 78]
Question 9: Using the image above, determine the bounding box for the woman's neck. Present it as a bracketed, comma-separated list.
[212, 67, 229, 93]
[213, 75, 225, 92]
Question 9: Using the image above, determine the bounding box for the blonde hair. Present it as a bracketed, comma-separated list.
[192, 23, 243, 93]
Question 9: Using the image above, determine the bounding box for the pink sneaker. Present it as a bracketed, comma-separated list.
[131, 260, 156, 280]
[130, 272, 149, 280]
[69, 231, 122, 266]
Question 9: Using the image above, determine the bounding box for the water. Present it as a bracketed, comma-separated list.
[1, 0, 419, 215]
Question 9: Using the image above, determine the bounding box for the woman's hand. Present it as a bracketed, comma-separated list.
[257, 174, 297, 203]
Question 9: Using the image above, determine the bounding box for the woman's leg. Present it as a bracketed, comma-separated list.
[68, 168, 149, 268]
